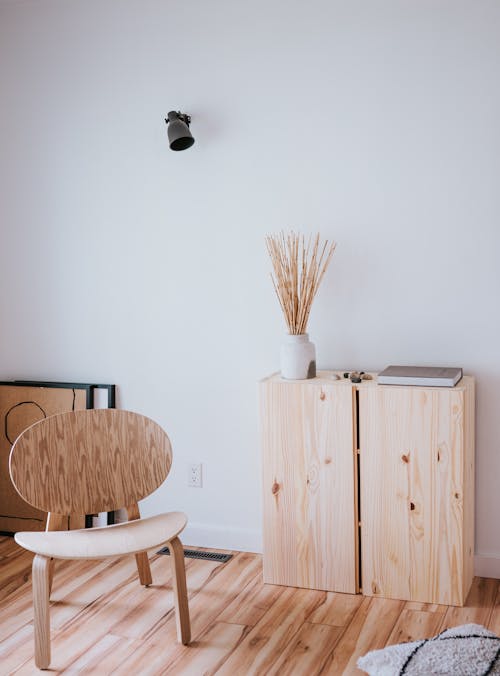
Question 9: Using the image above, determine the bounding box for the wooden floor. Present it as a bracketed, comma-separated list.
[1, 536, 499, 675]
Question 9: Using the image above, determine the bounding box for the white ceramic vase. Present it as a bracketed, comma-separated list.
[280, 333, 316, 380]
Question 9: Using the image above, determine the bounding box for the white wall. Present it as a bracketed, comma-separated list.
[1, 0, 499, 567]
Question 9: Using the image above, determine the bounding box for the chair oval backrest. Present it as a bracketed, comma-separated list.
[9, 409, 172, 515]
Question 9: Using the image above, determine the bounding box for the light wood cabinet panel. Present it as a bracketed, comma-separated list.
[359, 378, 474, 606]
[260, 374, 358, 594]
[260, 372, 475, 606]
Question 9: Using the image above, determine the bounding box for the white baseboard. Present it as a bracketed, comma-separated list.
[181, 522, 263, 553]
[474, 554, 500, 579]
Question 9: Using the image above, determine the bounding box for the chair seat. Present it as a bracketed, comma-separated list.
[15, 511, 187, 560]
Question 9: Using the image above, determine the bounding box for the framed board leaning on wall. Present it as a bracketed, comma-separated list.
[0, 381, 115, 534]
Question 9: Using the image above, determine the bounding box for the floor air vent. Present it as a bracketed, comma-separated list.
[157, 547, 232, 563]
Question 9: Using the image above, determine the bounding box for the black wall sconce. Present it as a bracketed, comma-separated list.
[165, 111, 195, 151]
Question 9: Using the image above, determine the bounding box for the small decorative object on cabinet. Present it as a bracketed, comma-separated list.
[265, 232, 336, 380]
[259, 371, 475, 606]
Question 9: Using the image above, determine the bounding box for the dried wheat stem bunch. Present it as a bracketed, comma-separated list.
[266, 231, 336, 335]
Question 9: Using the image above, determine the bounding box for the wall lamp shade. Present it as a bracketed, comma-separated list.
[165, 111, 195, 151]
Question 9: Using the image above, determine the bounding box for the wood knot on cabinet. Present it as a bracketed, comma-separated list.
[371, 581, 379, 594]
[325, 457, 332, 465]
[319, 390, 326, 401]
[271, 482, 280, 496]
[410, 501, 416, 511]
[401, 453, 410, 464]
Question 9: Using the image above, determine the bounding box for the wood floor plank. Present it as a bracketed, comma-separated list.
[0, 535, 22, 557]
[1, 555, 139, 644]
[50, 557, 141, 630]
[91, 634, 178, 676]
[0, 546, 33, 601]
[215, 586, 326, 675]
[7, 554, 178, 673]
[320, 597, 405, 675]
[404, 600, 447, 613]
[31, 558, 222, 672]
[58, 633, 125, 673]
[1, 538, 499, 676]
[308, 591, 364, 627]
[67, 552, 261, 675]
[141, 551, 262, 643]
[488, 585, 500, 635]
[111, 556, 223, 640]
[441, 577, 499, 630]
[12, 593, 151, 673]
[0, 622, 35, 674]
[0, 582, 35, 643]
[163, 621, 248, 676]
[217, 572, 284, 626]
[386, 609, 444, 645]
[124, 553, 262, 670]
[269, 621, 342, 676]
[77, 637, 150, 675]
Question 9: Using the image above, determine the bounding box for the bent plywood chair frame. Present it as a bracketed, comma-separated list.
[9, 408, 190, 669]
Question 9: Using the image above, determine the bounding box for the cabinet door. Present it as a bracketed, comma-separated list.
[260, 381, 357, 593]
[359, 386, 468, 605]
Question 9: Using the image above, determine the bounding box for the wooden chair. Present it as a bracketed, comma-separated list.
[9, 408, 191, 670]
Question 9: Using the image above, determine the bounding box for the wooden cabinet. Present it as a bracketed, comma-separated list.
[259, 375, 358, 593]
[260, 372, 475, 606]
[359, 381, 475, 606]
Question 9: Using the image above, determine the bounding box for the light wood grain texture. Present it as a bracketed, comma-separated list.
[45, 512, 68, 597]
[8, 409, 190, 670]
[217, 571, 284, 626]
[270, 621, 342, 675]
[0, 546, 34, 604]
[260, 375, 357, 593]
[1, 537, 498, 675]
[216, 586, 326, 675]
[60, 633, 128, 673]
[169, 535, 191, 645]
[404, 600, 448, 613]
[163, 621, 247, 675]
[139, 551, 261, 645]
[32, 554, 51, 669]
[15, 511, 187, 558]
[386, 608, 444, 645]
[96, 552, 261, 673]
[463, 377, 475, 602]
[10, 408, 172, 515]
[0, 385, 87, 533]
[68, 514, 85, 530]
[359, 378, 475, 605]
[308, 590, 364, 627]
[126, 502, 152, 586]
[0, 623, 35, 674]
[321, 597, 405, 675]
[488, 584, 500, 635]
[441, 576, 498, 628]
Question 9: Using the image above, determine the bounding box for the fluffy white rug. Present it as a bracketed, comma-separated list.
[357, 623, 500, 675]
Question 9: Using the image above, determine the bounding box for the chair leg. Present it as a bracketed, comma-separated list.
[126, 502, 153, 586]
[168, 537, 191, 645]
[135, 552, 153, 586]
[32, 554, 51, 669]
[48, 558, 56, 597]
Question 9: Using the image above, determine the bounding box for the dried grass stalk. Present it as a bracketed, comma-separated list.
[266, 232, 336, 335]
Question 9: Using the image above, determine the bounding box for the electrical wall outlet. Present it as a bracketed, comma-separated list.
[188, 463, 202, 488]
